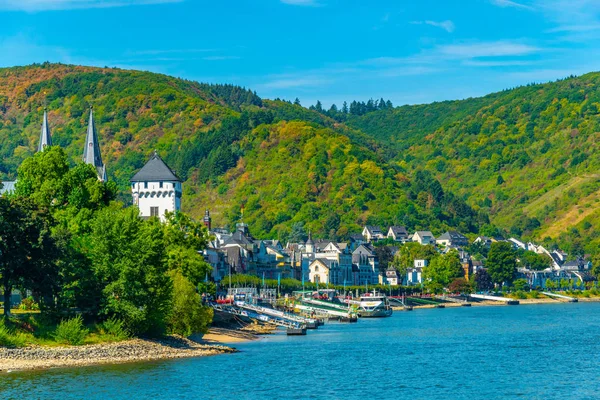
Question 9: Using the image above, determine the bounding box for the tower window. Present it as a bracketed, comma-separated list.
[150, 207, 159, 217]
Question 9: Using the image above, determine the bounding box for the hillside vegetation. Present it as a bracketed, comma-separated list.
[344, 75, 600, 256]
[0, 63, 479, 240]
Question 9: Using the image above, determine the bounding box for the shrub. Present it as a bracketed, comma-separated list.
[18, 297, 40, 311]
[527, 290, 540, 299]
[54, 315, 89, 345]
[513, 290, 527, 299]
[167, 272, 213, 337]
[0, 321, 27, 348]
[100, 318, 130, 341]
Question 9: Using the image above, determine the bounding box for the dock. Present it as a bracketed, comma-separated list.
[541, 292, 578, 302]
[469, 294, 519, 305]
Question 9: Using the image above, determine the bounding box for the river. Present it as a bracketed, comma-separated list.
[2, 302, 600, 399]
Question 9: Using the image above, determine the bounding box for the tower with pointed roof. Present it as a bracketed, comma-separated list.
[38, 108, 52, 152]
[305, 231, 315, 254]
[83, 108, 107, 182]
[130, 150, 182, 221]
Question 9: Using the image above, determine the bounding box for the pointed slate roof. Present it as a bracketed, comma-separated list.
[38, 109, 52, 152]
[131, 151, 181, 182]
[82, 108, 106, 180]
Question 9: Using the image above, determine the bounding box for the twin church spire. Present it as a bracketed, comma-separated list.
[38, 109, 52, 152]
[82, 108, 107, 182]
[38, 107, 107, 182]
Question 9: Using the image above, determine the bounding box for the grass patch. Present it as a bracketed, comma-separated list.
[0, 320, 28, 348]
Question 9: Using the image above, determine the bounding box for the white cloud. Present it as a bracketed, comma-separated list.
[411, 20, 455, 33]
[425, 20, 455, 33]
[490, 0, 534, 11]
[0, 0, 182, 11]
[280, 0, 320, 6]
[202, 56, 241, 61]
[258, 75, 331, 89]
[438, 41, 539, 58]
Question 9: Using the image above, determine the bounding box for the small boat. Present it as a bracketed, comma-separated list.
[346, 291, 393, 318]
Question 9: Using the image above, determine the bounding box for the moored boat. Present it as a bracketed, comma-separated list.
[346, 291, 393, 318]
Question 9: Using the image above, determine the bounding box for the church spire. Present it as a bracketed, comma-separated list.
[38, 108, 52, 152]
[83, 107, 107, 181]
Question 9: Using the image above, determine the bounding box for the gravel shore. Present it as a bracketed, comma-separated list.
[0, 336, 237, 372]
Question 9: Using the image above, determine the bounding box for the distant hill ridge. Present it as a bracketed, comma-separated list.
[0, 63, 598, 256]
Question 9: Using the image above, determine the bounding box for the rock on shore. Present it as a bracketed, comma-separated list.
[0, 336, 237, 372]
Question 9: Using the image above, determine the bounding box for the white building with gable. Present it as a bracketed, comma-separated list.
[131, 151, 182, 221]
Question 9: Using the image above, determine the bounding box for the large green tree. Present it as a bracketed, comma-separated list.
[163, 212, 212, 286]
[390, 243, 437, 284]
[487, 242, 517, 286]
[88, 206, 172, 335]
[0, 197, 57, 316]
[422, 250, 464, 293]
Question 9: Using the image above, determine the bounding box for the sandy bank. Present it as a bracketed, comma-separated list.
[0, 336, 236, 372]
[406, 296, 600, 309]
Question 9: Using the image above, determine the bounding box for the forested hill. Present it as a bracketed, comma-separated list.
[0, 63, 481, 240]
[342, 74, 600, 256]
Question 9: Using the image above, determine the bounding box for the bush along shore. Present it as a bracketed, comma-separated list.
[0, 312, 278, 372]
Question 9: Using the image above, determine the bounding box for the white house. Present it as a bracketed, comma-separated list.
[309, 258, 337, 284]
[131, 151, 182, 221]
[362, 226, 385, 242]
[387, 226, 409, 242]
[412, 231, 435, 245]
[406, 259, 428, 285]
[436, 231, 469, 248]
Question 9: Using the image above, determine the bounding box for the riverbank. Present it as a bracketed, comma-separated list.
[405, 295, 600, 309]
[0, 335, 238, 372]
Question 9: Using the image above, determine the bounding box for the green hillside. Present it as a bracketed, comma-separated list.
[0, 63, 479, 240]
[344, 74, 600, 255]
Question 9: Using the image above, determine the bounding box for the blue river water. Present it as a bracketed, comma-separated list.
[2, 302, 600, 400]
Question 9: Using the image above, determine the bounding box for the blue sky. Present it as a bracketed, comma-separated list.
[2, 0, 600, 107]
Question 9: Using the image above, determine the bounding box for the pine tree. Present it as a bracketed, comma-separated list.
[342, 101, 348, 114]
[315, 100, 323, 113]
[294, 98, 301, 106]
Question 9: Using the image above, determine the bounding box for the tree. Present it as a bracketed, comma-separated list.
[288, 222, 307, 243]
[294, 98, 301, 106]
[88, 207, 172, 335]
[422, 250, 464, 293]
[163, 211, 212, 286]
[519, 250, 552, 271]
[167, 271, 213, 337]
[512, 278, 529, 291]
[475, 269, 493, 292]
[390, 242, 437, 284]
[591, 253, 600, 279]
[341, 101, 348, 114]
[0, 197, 56, 316]
[448, 278, 473, 294]
[374, 246, 394, 272]
[487, 242, 517, 286]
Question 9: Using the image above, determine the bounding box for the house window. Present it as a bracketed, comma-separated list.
[150, 207, 159, 217]
[159, 182, 163, 188]
[144, 182, 148, 189]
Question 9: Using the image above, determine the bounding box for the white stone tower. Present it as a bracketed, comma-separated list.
[131, 150, 182, 221]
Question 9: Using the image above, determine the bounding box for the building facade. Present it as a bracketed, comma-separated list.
[131, 151, 182, 221]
